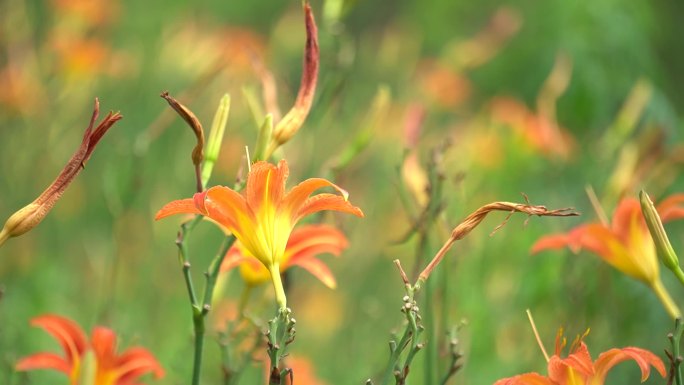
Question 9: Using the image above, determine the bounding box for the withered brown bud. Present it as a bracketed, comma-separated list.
[161, 91, 205, 191]
[0, 99, 122, 247]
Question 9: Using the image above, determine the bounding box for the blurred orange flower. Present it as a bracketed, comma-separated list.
[156, 159, 363, 308]
[16, 314, 164, 385]
[222, 224, 348, 289]
[490, 96, 575, 159]
[494, 330, 665, 385]
[533, 194, 684, 318]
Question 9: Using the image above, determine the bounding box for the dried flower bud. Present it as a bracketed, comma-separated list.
[270, 2, 319, 149]
[0, 99, 122, 247]
[161, 91, 205, 191]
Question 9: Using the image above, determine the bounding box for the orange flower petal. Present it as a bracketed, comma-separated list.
[246, 160, 289, 212]
[203, 186, 251, 232]
[493, 372, 554, 385]
[116, 347, 166, 382]
[15, 353, 71, 374]
[530, 233, 572, 254]
[283, 178, 350, 217]
[91, 327, 117, 370]
[154, 198, 202, 220]
[30, 315, 88, 366]
[291, 256, 337, 289]
[295, 194, 364, 222]
[656, 193, 684, 223]
[220, 246, 251, 273]
[593, 347, 666, 383]
[610, 198, 641, 242]
[284, 225, 348, 265]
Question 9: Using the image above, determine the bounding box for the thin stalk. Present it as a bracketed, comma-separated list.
[652, 279, 682, 320]
[380, 327, 412, 385]
[673, 267, 684, 289]
[670, 319, 684, 385]
[189, 236, 236, 385]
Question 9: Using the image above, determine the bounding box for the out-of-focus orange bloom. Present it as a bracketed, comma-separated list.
[282, 355, 329, 385]
[533, 194, 684, 318]
[416, 59, 471, 109]
[51, 0, 119, 26]
[52, 37, 109, 77]
[16, 314, 164, 385]
[156, 159, 363, 308]
[490, 96, 575, 159]
[494, 330, 665, 385]
[222, 224, 348, 289]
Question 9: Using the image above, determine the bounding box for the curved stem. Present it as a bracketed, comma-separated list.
[673, 267, 684, 289]
[652, 279, 682, 319]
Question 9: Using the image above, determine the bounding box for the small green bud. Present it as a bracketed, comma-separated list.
[201, 94, 231, 186]
[640, 190, 680, 271]
[254, 114, 273, 161]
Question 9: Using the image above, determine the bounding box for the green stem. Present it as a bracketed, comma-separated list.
[269, 264, 287, 310]
[192, 309, 205, 385]
[652, 279, 682, 319]
[673, 267, 684, 289]
[670, 319, 684, 385]
[380, 326, 412, 385]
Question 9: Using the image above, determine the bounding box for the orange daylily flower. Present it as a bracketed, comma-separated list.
[222, 224, 348, 289]
[16, 314, 164, 385]
[156, 159, 363, 308]
[494, 330, 665, 385]
[532, 194, 684, 318]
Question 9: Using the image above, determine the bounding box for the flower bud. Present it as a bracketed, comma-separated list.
[640, 190, 680, 272]
[270, 3, 319, 150]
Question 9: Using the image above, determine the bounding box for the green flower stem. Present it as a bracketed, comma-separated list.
[673, 267, 684, 289]
[652, 279, 682, 320]
[267, 308, 296, 384]
[670, 319, 684, 385]
[176, 214, 235, 385]
[269, 264, 288, 311]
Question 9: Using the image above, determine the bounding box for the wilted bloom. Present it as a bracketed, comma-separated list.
[494, 329, 665, 385]
[0, 99, 121, 247]
[222, 224, 348, 289]
[532, 194, 684, 318]
[156, 160, 363, 309]
[16, 314, 164, 385]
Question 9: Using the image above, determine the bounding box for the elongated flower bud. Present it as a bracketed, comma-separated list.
[0, 99, 121, 248]
[270, 2, 319, 149]
[640, 190, 680, 272]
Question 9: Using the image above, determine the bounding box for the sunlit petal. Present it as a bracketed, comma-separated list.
[296, 194, 364, 222]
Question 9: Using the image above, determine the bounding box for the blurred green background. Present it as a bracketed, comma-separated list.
[2, 0, 684, 384]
